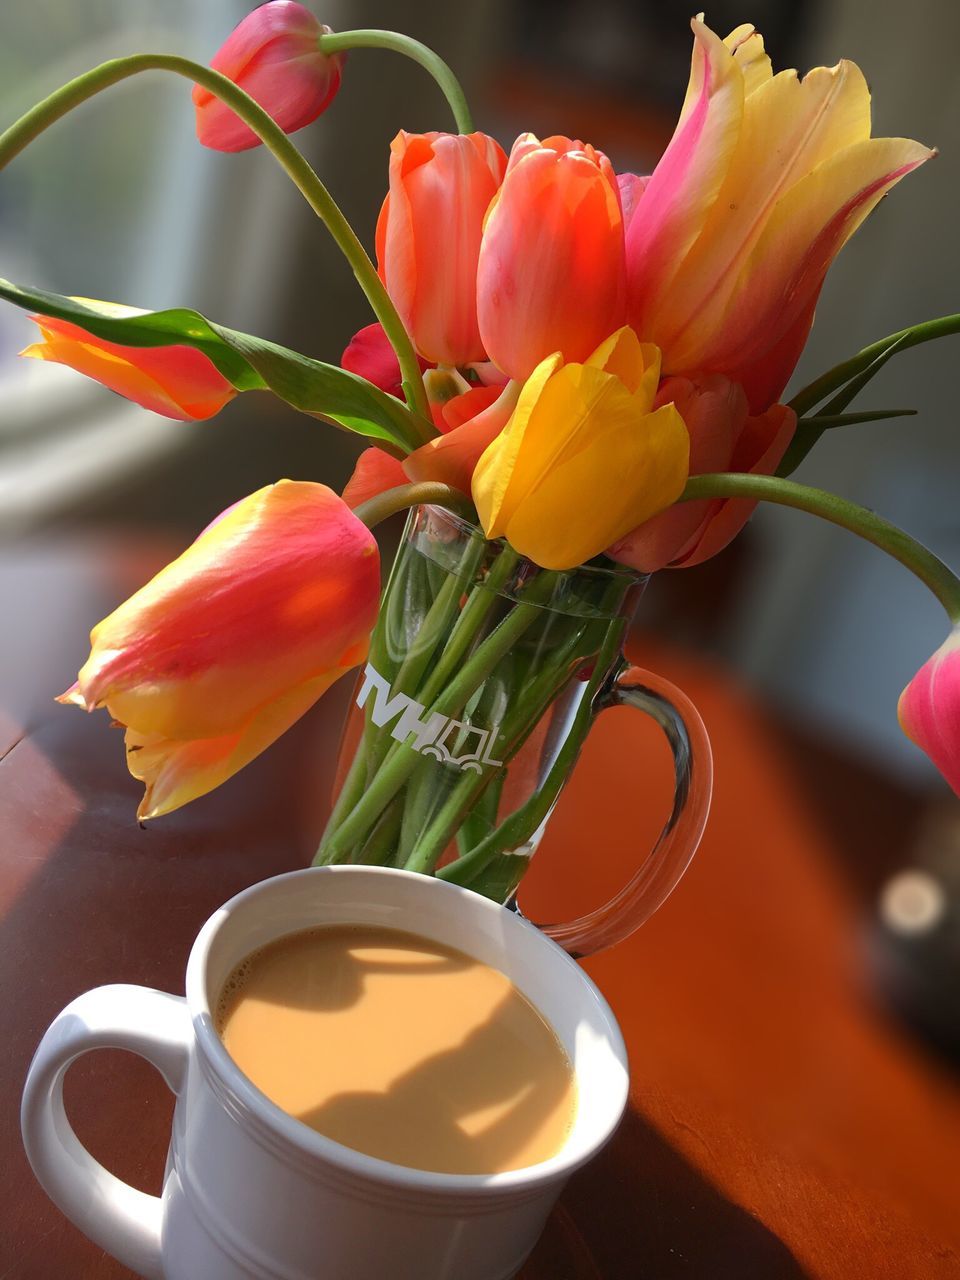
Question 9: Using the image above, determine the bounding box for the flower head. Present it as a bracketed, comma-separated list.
[377, 131, 507, 367]
[625, 18, 933, 410]
[472, 328, 689, 570]
[22, 312, 235, 421]
[477, 133, 626, 382]
[60, 481, 379, 817]
[899, 630, 960, 795]
[193, 2, 343, 153]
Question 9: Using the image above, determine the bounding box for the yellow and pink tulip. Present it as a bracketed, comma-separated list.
[624, 17, 933, 411]
[60, 481, 379, 818]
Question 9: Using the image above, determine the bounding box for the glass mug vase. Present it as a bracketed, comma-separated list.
[314, 505, 713, 955]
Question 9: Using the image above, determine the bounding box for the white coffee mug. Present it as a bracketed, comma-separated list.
[21, 865, 629, 1280]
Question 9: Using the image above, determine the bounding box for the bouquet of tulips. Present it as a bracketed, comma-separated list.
[3, 4, 960, 889]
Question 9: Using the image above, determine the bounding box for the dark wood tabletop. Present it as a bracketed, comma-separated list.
[2, 535, 959, 1279]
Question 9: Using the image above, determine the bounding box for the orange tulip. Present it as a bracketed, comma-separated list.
[377, 130, 507, 367]
[193, 2, 344, 153]
[59, 481, 379, 818]
[624, 18, 933, 410]
[477, 133, 626, 382]
[608, 374, 796, 571]
[341, 322, 429, 400]
[22, 312, 236, 421]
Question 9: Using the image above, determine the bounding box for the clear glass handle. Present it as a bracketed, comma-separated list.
[528, 660, 713, 957]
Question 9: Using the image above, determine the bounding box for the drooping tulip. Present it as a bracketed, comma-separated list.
[898, 631, 960, 795]
[22, 313, 236, 421]
[477, 133, 626, 382]
[193, 2, 344, 153]
[59, 481, 379, 818]
[472, 328, 689, 570]
[377, 131, 507, 367]
[624, 18, 934, 411]
[608, 374, 796, 571]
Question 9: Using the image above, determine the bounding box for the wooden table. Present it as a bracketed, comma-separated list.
[2, 536, 958, 1279]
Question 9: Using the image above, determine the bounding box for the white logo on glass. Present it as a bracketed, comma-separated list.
[355, 663, 504, 773]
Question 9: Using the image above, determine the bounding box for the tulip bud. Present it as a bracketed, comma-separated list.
[477, 133, 626, 382]
[193, 2, 344, 153]
[22, 313, 236, 421]
[899, 630, 960, 795]
[377, 130, 507, 367]
[472, 328, 688, 569]
[60, 481, 379, 817]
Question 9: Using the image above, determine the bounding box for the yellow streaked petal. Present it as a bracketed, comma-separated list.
[502, 399, 690, 570]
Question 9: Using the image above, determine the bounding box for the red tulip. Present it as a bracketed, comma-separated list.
[376, 130, 507, 367]
[477, 133, 626, 382]
[193, 2, 344, 153]
[899, 632, 960, 795]
[608, 373, 795, 571]
[60, 481, 379, 817]
[22, 313, 236, 421]
[341, 323, 429, 400]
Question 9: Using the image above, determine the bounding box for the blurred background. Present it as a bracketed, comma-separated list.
[1, 0, 958, 1059]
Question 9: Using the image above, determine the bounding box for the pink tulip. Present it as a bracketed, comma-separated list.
[22, 314, 236, 421]
[376, 130, 507, 367]
[899, 632, 960, 795]
[60, 481, 379, 818]
[624, 18, 933, 411]
[477, 133, 626, 382]
[341, 323, 429, 400]
[193, 2, 343, 153]
[608, 373, 796, 571]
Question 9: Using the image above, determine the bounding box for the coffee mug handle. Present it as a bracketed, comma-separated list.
[532, 661, 713, 957]
[21, 983, 191, 1280]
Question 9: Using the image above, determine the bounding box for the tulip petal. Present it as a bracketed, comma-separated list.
[341, 322, 428, 400]
[128, 668, 346, 819]
[22, 317, 236, 421]
[478, 134, 625, 380]
[377, 131, 507, 366]
[405, 381, 520, 494]
[899, 632, 960, 795]
[625, 19, 744, 335]
[342, 448, 408, 508]
[75, 481, 379, 740]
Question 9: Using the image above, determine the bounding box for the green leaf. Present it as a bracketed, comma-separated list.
[0, 278, 433, 454]
[779, 338, 912, 476]
[796, 408, 917, 430]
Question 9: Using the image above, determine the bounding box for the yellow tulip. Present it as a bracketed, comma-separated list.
[472, 327, 689, 569]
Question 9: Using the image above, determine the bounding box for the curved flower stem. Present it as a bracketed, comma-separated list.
[318, 29, 474, 133]
[353, 482, 476, 529]
[0, 52, 433, 429]
[681, 473, 960, 623]
[789, 313, 960, 417]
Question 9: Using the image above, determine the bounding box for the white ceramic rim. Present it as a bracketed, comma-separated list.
[185, 865, 629, 1194]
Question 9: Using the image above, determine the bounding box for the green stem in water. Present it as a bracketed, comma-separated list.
[681, 472, 960, 623]
[318, 29, 474, 134]
[0, 52, 433, 429]
[353, 482, 476, 530]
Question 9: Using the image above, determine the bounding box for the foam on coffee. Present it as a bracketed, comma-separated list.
[216, 925, 577, 1175]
